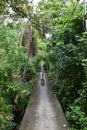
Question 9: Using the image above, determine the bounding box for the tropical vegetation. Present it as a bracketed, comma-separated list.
[0, 0, 87, 130]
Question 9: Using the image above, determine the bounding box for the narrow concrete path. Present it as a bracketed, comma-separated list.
[19, 71, 69, 130]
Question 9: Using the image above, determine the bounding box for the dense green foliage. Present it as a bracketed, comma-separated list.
[0, 22, 39, 130]
[1, 0, 87, 130]
[37, 0, 87, 129]
[37, 39, 48, 61]
[47, 38, 87, 129]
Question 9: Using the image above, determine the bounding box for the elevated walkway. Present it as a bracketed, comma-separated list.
[19, 71, 69, 130]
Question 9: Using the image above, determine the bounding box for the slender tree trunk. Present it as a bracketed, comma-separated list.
[21, 49, 30, 82]
[21, 25, 32, 82]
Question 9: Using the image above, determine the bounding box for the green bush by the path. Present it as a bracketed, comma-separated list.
[46, 35, 87, 130]
[0, 23, 39, 130]
[44, 12, 87, 130]
[39, 0, 87, 128]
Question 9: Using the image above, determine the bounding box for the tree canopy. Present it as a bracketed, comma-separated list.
[1, 0, 87, 130]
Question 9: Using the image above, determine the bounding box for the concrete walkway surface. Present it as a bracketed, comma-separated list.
[19, 71, 69, 130]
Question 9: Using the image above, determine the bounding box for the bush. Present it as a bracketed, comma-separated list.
[0, 23, 39, 130]
[46, 33, 87, 129]
[66, 105, 87, 130]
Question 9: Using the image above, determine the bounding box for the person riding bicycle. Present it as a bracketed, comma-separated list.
[41, 72, 45, 86]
